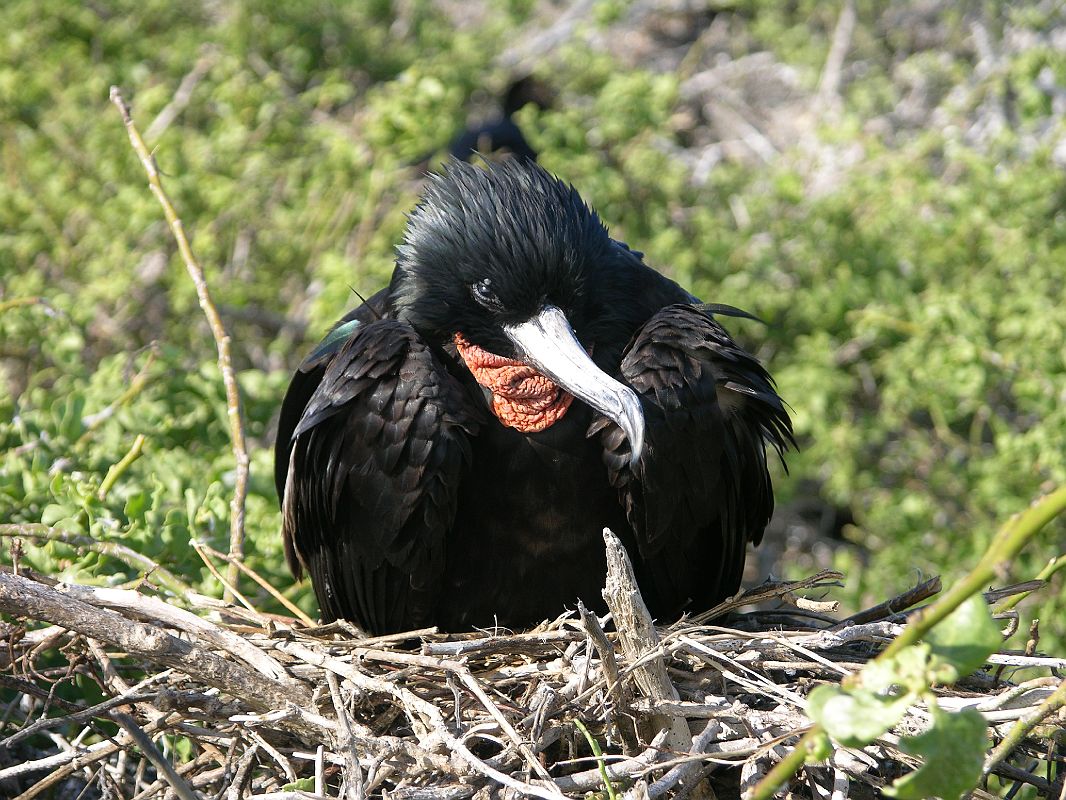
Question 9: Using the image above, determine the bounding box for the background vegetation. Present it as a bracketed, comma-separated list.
[2, 0, 1064, 659]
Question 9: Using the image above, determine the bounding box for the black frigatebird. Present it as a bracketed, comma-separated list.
[447, 76, 552, 163]
[275, 158, 793, 634]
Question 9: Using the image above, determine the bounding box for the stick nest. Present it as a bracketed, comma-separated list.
[1, 539, 1062, 800]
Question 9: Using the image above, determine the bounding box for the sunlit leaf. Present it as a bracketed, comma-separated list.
[804, 730, 834, 764]
[885, 705, 989, 800]
[863, 643, 933, 695]
[925, 595, 1001, 679]
[807, 684, 914, 747]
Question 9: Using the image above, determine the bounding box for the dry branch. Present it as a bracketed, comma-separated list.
[0, 522, 192, 600]
[0, 571, 309, 714]
[110, 86, 250, 600]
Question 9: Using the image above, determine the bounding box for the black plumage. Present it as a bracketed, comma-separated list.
[275, 159, 793, 634]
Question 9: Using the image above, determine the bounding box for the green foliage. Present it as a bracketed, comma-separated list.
[806, 677, 914, 748]
[885, 704, 990, 800]
[808, 595, 1001, 799]
[925, 594, 1003, 681]
[0, 302, 292, 600]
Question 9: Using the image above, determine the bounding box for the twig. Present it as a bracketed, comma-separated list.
[982, 580, 1046, 605]
[196, 541, 316, 627]
[996, 554, 1066, 612]
[57, 582, 294, 682]
[781, 592, 839, 614]
[3, 558, 1060, 800]
[0, 571, 311, 714]
[112, 711, 203, 800]
[314, 744, 324, 796]
[98, 433, 147, 500]
[321, 645, 558, 785]
[276, 641, 565, 800]
[833, 576, 942, 627]
[579, 600, 639, 755]
[190, 538, 263, 620]
[678, 637, 806, 709]
[422, 629, 581, 657]
[130, 751, 220, 800]
[0, 682, 158, 750]
[0, 523, 192, 600]
[226, 743, 261, 800]
[985, 762, 1057, 796]
[985, 653, 1066, 669]
[553, 729, 669, 793]
[645, 720, 727, 799]
[2, 712, 181, 798]
[110, 85, 250, 602]
[144, 48, 218, 141]
[983, 678, 1066, 776]
[452, 667, 557, 785]
[817, 0, 857, 111]
[687, 570, 844, 625]
[327, 670, 365, 800]
[246, 730, 298, 783]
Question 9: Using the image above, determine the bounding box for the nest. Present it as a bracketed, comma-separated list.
[1, 530, 1063, 800]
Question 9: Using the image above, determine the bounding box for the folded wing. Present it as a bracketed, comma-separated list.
[593, 304, 793, 617]
[278, 318, 475, 632]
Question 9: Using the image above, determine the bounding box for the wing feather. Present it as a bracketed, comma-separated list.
[594, 304, 793, 617]
[279, 318, 475, 632]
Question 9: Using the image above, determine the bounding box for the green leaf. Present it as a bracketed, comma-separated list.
[52, 393, 86, 441]
[885, 704, 989, 800]
[123, 491, 147, 519]
[41, 503, 74, 527]
[803, 730, 833, 764]
[281, 777, 316, 792]
[925, 595, 1001, 679]
[807, 683, 914, 747]
[863, 643, 933, 695]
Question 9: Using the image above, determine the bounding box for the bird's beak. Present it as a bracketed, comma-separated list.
[503, 305, 644, 466]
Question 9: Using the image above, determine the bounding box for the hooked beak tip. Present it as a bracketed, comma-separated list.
[620, 390, 645, 470]
[502, 305, 646, 467]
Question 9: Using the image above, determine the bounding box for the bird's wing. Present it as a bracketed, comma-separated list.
[591, 304, 793, 615]
[274, 288, 390, 505]
[279, 318, 475, 631]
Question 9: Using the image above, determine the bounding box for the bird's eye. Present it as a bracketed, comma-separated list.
[470, 279, 503, 310]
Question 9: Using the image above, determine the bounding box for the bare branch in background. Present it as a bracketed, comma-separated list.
[110, 86, 250, 600]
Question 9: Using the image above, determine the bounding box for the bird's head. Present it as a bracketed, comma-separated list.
[390, 159, 644, 462]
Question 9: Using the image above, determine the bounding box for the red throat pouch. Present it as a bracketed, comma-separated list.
[453, 333, 574, 432]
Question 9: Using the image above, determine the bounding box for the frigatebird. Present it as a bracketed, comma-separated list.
[275, 158, 793, 634]
[448, 76, 552, 163]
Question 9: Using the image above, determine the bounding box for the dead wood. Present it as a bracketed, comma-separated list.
[0, 542, 1062, 800]
[0, 571, 310, 714]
